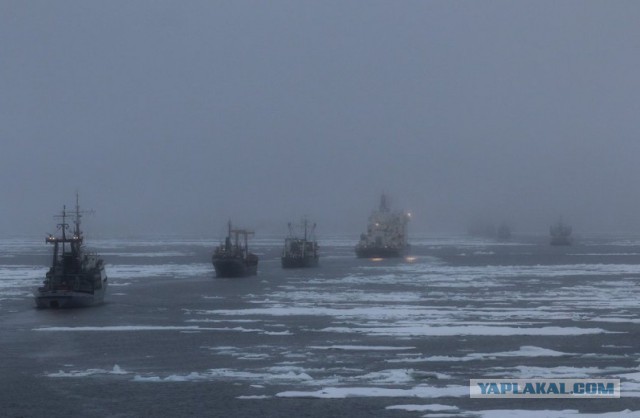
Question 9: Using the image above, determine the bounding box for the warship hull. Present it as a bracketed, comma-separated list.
[355, 245, 408, 259]
[35, 286, 107, 309]
[38, 195, 108, 309]
[212, 257, 257, 278]
[356, 195, 410, 260]
[281, 256, 319, 269]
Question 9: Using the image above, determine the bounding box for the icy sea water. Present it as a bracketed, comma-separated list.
[1, 235, 640, 417]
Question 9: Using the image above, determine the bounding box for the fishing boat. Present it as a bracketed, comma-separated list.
[550, 218, 572, 246]
[35, 195, 107, 308]
[212, 221, 258, 277]
[355, 194, 410, 258]
[282, 219, 319, 268]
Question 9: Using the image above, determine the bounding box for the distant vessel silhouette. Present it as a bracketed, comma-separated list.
[550, 218, 572, 246]
[355, 194, 410, 258]
[212, 221, 258, 277]
[35, 194, 107, 308]
[496, 222, 512, 241]
[282, 219, 319, 268]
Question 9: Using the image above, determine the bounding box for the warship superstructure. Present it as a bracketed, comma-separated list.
[550, 218, 572, 246]
[212, 221, 258, 278]
[355, 194, 410, 258]
[35, 195, 107, 308]
[282, 219, 319, 268]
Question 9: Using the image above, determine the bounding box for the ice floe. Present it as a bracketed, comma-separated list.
[386, 404, 458, 412]
[473, 410, 640, 418]
[133, 367, 314, 383]
[48, 364, 128, 378]
[487, 365, 626, 379]
[0, 265, 45, 298]
[276, 385, 467, 398]
[310, 345, 415, 351]
[33, 325, 291, 335]
[387, 346, 570, 363]
[590, 316, 640, 324]
[108, 263, 211, 280]
[321, 325, 611, 337]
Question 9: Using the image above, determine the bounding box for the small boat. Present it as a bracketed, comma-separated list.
[35, 195, 107, 308]
[212, 221, 258, 278]
[550, 218, 572, 246]
[355, 194, 410, 258]
[282, 219, 319, 268]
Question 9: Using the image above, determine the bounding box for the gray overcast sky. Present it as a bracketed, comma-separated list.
[1, 1, 640, 237]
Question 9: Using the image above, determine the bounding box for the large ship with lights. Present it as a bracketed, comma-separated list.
[35, 195, 107, 308]
[282, 219, 319, 268]
[355, 194, 410, 258]
[212, 221, 258, 277]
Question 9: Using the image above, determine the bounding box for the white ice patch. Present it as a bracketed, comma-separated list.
[33, 325, 290, 335]
[387, 346, 570, 363]
[568, 253, 640, 256]
[237, 354, 271, 360]
[192, 305, 441, 319]
[35, 325, 209, 332]
[310, 345, 415, 351]
[590, 316, 640, 324]
[186, 318, 261, 323]
[487, 365, 625, 379]
[107, 263, 211, 280]
[386, 404, 458, 412]
[611, 371, 640, 397]
[263, 289, 425, 304]
[190, 305, 560, 326]
[395, 262, 640, 280]
[0, 265, 46, 297]
[353, 369, 448, 384]
[133, 367, 314, 383]
[358, 369, 416, 385]
[321, 325, 611, 337]
[100, 251, 192, 257]
[475, 345, 570, 358]
[204, 345, 276, 361]
[48, 364, 128, 378]
[276, 385, 467, 399]
[474, 410, 640, 418]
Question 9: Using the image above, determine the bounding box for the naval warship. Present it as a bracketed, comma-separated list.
[281, 219, 319, 268]
[212, 221, 258, 278]
[550, 218, 572, 246]
[35, 195, 107, 308]
[355, 194, 410, 258]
